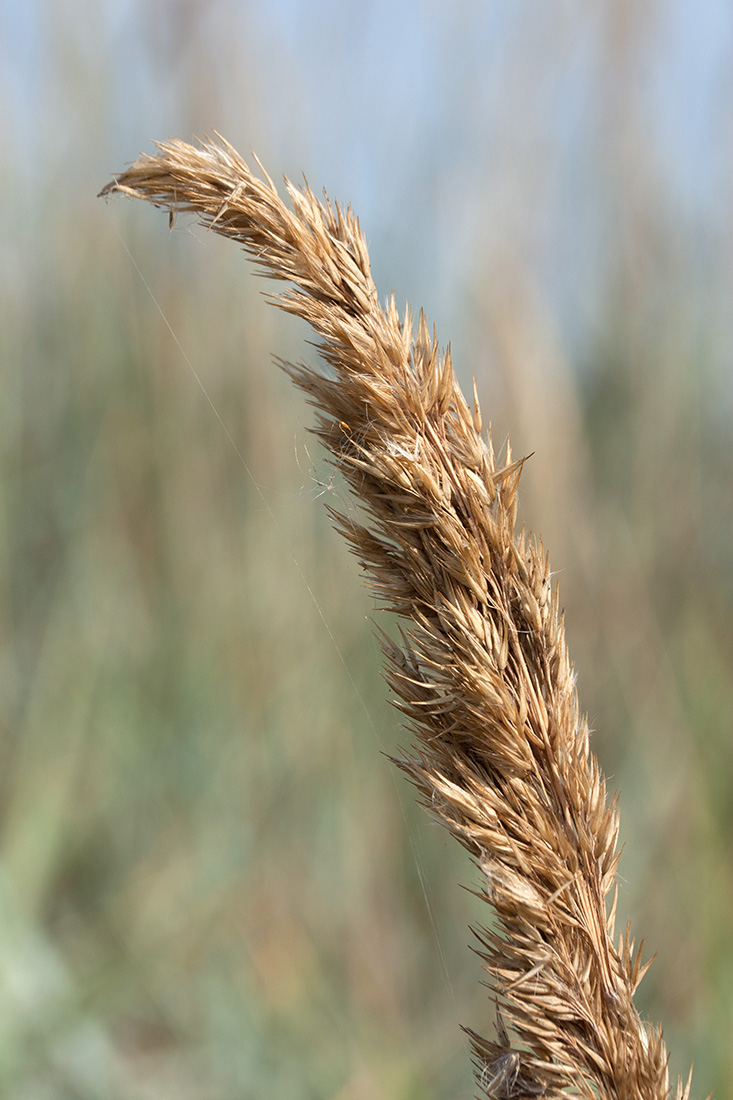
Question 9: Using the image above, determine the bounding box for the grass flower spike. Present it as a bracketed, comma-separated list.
[101, 136, 694, 1100]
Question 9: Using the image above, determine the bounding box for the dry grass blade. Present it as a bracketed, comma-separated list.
[100, 136, 695, 1100]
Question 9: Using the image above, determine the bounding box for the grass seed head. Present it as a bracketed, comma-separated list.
[101, 135, 695, 1100]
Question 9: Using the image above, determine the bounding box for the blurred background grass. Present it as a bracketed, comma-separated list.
[1, 0, 732, 1096]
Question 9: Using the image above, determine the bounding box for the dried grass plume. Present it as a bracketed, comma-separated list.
[100, 136, 694, 1100]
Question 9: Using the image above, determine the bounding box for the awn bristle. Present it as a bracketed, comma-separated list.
[100, 136, 694, 1100]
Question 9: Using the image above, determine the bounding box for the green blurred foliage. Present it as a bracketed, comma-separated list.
[1, 1, 731, 1097]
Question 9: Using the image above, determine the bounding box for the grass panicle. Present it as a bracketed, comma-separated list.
[101, 136, 694, 1100]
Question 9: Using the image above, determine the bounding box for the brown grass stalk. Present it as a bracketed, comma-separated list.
[100, 136, 694, 1100]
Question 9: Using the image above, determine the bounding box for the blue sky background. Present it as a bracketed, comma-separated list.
[2, 0, 732, 379]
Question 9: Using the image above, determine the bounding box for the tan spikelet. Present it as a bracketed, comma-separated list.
[100, 136, 695, 1100]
